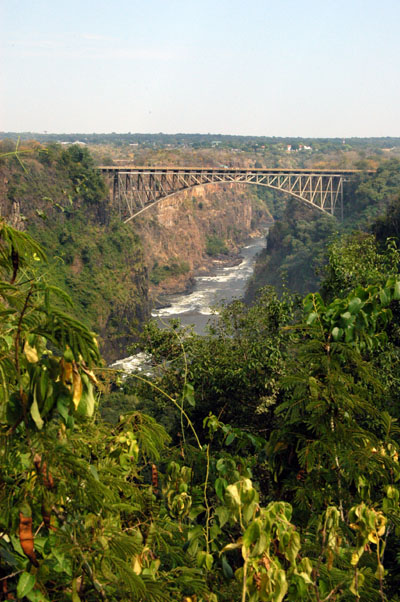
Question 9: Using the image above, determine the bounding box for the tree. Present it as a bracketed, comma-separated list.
[0, 220, 206, 601]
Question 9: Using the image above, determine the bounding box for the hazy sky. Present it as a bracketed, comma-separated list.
[1, 0, 400, 136]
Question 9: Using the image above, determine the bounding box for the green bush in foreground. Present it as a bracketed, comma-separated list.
[3, 215, 400, 601]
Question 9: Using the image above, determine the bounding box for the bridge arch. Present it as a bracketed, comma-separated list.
[122, 180, 331, 223]
[99, 166, 365, 222]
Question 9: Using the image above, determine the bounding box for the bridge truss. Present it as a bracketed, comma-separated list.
[99, 166, 361, 222]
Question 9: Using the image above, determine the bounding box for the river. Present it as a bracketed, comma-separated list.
[111, 232, 268, 373]
[151, 232, 268, 334]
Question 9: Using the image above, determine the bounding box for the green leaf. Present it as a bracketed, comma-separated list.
[380, 288, 391, 306]
[393, 279, 400, 300]
[30, 398, 44, 430]
[306, 312, 318, 325]
[216, 458, 226, 474]
[348, 297, 362, 314]
[331, 326, 342, 341]
[89, 465, 100, 481]
[215, 506, 230, 528]
[215, 477, 228, 501]
[222, 555, 233, 579]
[272, 569, 288, 602]
[243, 520, 261, 549]
[39, 370, 49, 404]
[56, 394, 70, 423]
[17, 572, 36, 599]
[26, 589, 51, 602]
[183, 382, 195, 407]
[226, 484, 241, 507]
[341, 311, 352, 324]
[225, 432, 235, 445]
[286, 531, 301, 564]
[253, 531, 268, 556]
[344, 325, 355, 343]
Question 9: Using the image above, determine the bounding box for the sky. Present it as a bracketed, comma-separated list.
[1, 0, 400, 137]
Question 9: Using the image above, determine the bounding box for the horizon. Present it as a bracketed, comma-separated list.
[2, 131, 400, 142]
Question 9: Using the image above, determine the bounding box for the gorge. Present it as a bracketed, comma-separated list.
[3, 136, 400, 600]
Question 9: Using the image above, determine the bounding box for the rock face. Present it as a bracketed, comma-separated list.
[134, 182, 272, 297]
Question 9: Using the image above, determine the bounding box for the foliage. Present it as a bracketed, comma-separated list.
[247, 160, 400, 299]
[246, 201, 339, 298]
[373, 192, 400, 245]
[57, 145, 107, 206]
[149, 260, 190, 285]
[125, 287, 298, 441]
[205, 235, 229, 257]
[321, 233, 399, 301]
[111, 229, 400, 600]
[4, 143, 400, 600]
[0, 220, 209, 601]
[1, 143, 149, 361]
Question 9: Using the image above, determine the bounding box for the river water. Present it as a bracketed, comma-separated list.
[151, 232, 268, 334]
[111, 232, 268, 373]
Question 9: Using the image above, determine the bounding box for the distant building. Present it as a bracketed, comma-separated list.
[59, 140, 86, 146]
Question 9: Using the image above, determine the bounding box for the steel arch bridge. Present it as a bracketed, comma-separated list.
[99, 166, 367, 222]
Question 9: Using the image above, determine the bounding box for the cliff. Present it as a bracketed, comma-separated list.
[0, 143, 151, 362]
[134, 182, 272, 300]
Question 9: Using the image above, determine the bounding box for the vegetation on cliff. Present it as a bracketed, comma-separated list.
[0, 142, 150, 361]
[246, 159, 400, 299]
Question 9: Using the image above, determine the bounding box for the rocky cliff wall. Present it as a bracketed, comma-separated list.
[134, 182, 272, 297]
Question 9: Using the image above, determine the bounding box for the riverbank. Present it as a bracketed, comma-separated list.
[152, 251, 245, 310]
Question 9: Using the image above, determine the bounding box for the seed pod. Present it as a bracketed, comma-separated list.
[33, 453, 54, 489]
[42, 463, 54, 490]
[19, 509, 39, 567]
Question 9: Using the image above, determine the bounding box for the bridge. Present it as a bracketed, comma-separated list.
[99, 166, 367, 222]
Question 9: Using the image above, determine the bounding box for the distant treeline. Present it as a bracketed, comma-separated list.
[2, 131, 400, 151]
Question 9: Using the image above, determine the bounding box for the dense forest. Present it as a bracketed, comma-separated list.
[2, 141, 400, 600]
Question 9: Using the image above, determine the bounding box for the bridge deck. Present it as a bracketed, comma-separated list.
[99, 165, 370, 175]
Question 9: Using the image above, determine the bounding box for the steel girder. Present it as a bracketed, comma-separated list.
[99, 166, 362, 222]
